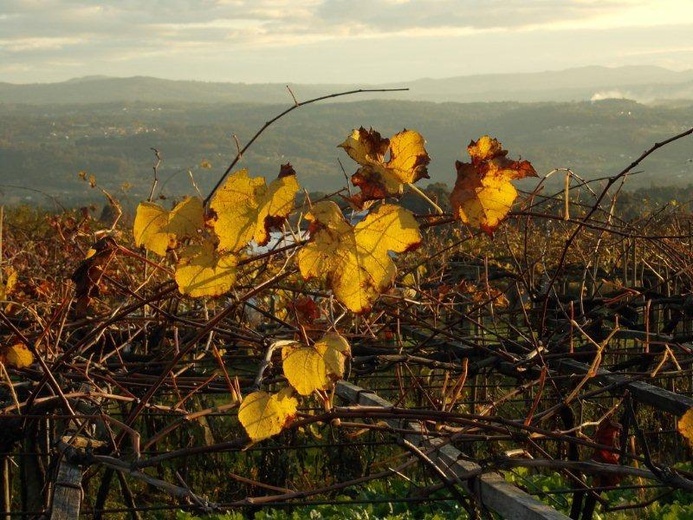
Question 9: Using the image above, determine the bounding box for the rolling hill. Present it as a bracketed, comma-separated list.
[1, 97, 692, 208]
[1, 66, 692, 105]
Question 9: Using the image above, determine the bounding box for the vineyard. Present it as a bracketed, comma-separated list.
[1, 92, 693, 519]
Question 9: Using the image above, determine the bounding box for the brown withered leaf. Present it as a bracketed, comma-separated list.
[340, 128, 430, 208]
[450, 135, 537, 234]
[591, 419, 622, 487]
[70, 236, 119, 318]
[290, 296, 321, 324]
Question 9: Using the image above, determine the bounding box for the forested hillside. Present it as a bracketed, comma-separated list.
[1, 98, 692, 207]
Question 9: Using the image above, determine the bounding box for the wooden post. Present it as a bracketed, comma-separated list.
[1, 457, 10, 520]
[49, 461, 83, 520]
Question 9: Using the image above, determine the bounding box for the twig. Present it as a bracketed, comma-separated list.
[232, 134, 242, 160]
[397, 437, 476, 513]
[147, 148, 162, 202]
[252, 340, 294, 390]
[286, 85, 299, 106]
[92, 455, 219, 513]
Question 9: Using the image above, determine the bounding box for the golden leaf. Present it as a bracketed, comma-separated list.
[451, 162, 520, 233]
[678, 408, 693, 445]
[340, 127, 390, 164]
[238, 388, 298, 442]
[0, 267, 18, 301]
[298, 201, 421, 313]
[209, 168, 299, 253]
[387, 129, 431, 184]
[133, 196, 204, 256]
[1, 343, 33, 369]
[340, 128, 430, 207]
[450, 135, 537, 234]
[174, 240, 237, 297]
[468, 135, 506, 163]
[318, 332, 350, 381]
[282, 332, 351, 395]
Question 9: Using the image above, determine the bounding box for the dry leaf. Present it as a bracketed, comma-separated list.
[298, 201, 421, 313]
[282, 332, 351, 395]
[450, 135, 537, 234]
[238, 388, 298, 442]
[340, 128, 430, 208]
[133, 196, 204, 256]
[209, 167, 299, 252]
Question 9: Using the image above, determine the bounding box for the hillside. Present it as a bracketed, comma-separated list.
[1, 98, 692, 207]
[0, 76, 344, 105]
[1, 66, 693, 105]
[394, 66, 693, 103]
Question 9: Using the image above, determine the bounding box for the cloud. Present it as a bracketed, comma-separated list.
[590, 89, 636, 101]
[0, 0, 691, 83]
[0, 36, 84, 51]
[315, 0, 609, 32]
[4, 0, 687, 50]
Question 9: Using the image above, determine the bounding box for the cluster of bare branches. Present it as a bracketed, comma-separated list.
[0, 92, 692, 519]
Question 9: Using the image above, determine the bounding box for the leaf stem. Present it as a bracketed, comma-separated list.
[406, 182, 443, 215]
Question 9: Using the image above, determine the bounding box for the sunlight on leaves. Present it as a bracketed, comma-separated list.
[174, 240, 238, 297]
[210, 167, 299, 252]
[450, 135, 537, 234]
[1, 343, 33, 369]
[282, 332, 351, 395]
[238, 387, 298, 442]
[133, 196, 204, 256]
[678, 408, 693, 445]
[0, 267, 18, 301]
[340, 128, 430, 207]
[298, 201, 421, 313]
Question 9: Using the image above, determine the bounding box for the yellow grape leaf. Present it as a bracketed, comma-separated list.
[238, 387, 298, 442]
[0, 267, 18, 300]
[133, 196, 204, 256]
[318, 332, 351, 376]
[467, 135, 506, 162]
[1, 343, 33, 369]
[340, 128, 430, 207]
[210, 167, 299, 252]
[298, 201, 421, 313]
[282, 332, 351, 395]
[174, 240, 237, 297]
[450, 136, 537, 234]
[678, 408, 693, 445]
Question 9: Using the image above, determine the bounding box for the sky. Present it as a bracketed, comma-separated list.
[1, 0, 692, 85]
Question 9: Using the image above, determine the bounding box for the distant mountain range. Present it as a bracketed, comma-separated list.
[2, 66, 692, 105]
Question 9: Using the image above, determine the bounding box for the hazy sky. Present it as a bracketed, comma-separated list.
[1, 0, 692, 84]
